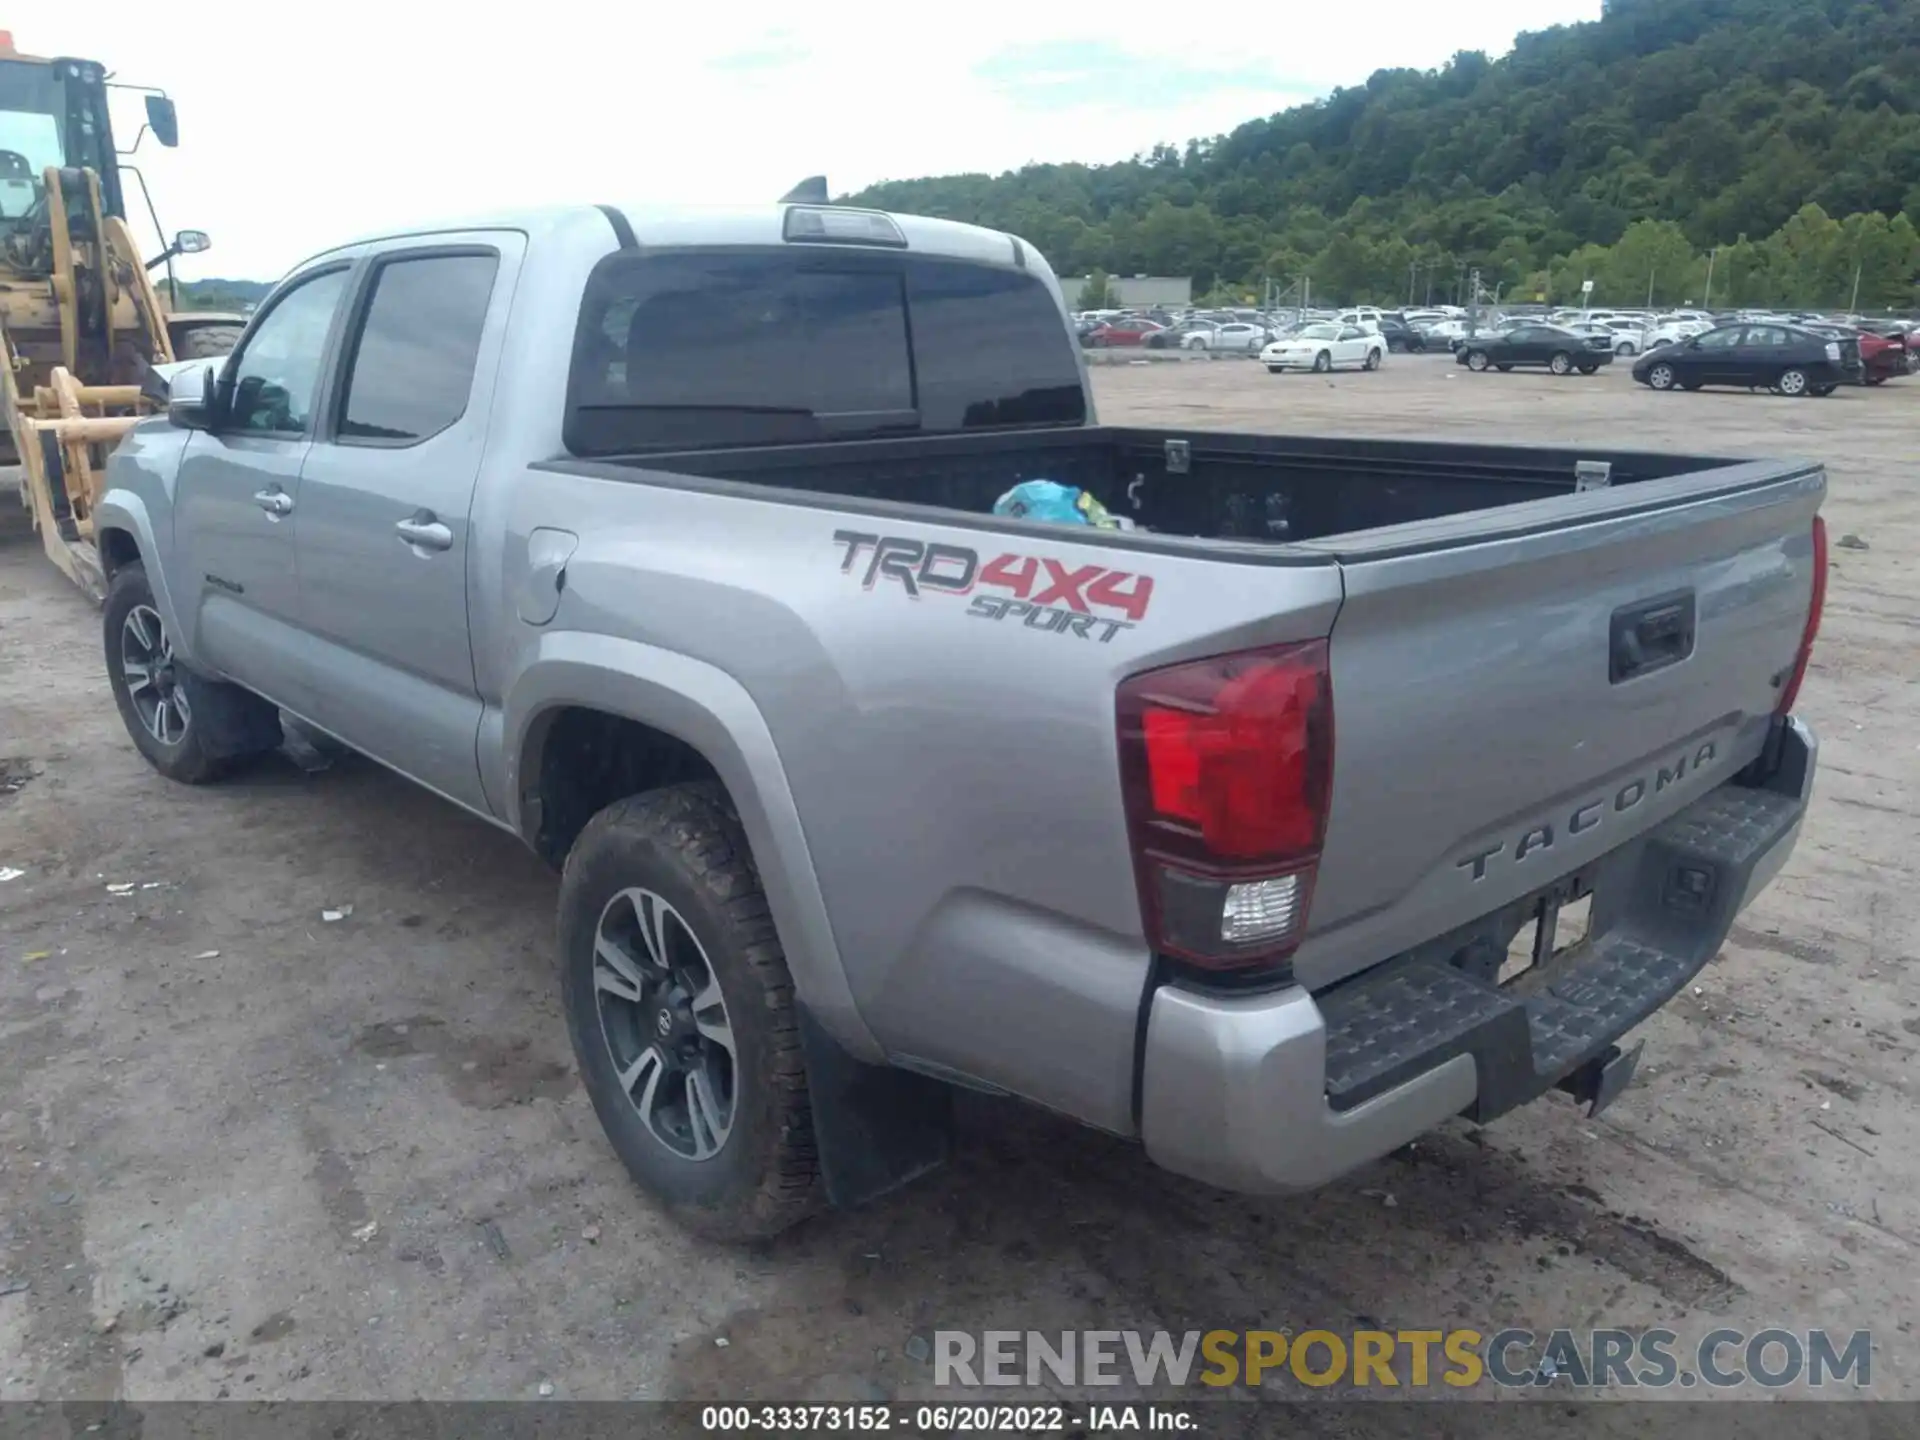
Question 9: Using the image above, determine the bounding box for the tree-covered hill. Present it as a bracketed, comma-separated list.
[846, 0, 1920, 308]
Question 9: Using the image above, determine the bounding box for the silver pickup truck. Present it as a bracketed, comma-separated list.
[95, 201, 1824, 1240]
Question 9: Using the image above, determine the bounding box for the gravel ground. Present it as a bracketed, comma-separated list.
[0, 355, 1914, 1416]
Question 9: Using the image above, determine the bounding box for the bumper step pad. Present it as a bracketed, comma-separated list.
[1319, 784, 1802, 1122]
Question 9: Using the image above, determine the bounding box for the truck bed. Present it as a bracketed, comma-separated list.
[556, 426, 1779, 553]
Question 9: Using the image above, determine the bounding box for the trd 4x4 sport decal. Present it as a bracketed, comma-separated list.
[832, 530, 1154, 644]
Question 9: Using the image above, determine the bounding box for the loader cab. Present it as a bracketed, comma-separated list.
[0, 43, 123, 225]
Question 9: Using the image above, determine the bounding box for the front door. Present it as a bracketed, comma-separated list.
[172, 264, 352, 705]
[1681, 327, 1745, 387]
[292, 240, 516, 814]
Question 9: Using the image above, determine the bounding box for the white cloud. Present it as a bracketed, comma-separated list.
[23, 0, 1599, 279]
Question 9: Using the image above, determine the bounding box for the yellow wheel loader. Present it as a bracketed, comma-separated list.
[0, 33, 242, 599]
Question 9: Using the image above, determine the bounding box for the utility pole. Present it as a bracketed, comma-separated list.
[1849, 261, 1863, 313]
[1646, 268, 1656, 308]
[1467, 267, 1482, 335]
[1703, 248, 1716, 310]
[1408, 261, 1417, 307]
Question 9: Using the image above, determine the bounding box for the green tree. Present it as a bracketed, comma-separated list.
[845, 0, 1920, 301]
[1077, 270, 1117, 309]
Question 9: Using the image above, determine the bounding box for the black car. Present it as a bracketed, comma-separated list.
[1455, 324, 1614, 374]
[1375, 315, 1428, 353]
[1631, 324, 1846, 397]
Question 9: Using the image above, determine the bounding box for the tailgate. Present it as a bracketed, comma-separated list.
[1291, 460, 1824, 992]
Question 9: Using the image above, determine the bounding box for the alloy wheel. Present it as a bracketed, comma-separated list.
[120, 605, 192, 745]
[592, 888, 737, 1161]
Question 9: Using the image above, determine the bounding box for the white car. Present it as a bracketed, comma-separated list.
[1643, 318, 1712, 350]
[1186, 321, 1270, 353]
[1262, 322, 1386, 373]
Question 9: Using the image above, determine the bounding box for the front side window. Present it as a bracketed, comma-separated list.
[337, 252, 499, 443]
[1694, 328, 1742, 349]
[567, 248, 1084, 454]
[227, 268, 349, 435]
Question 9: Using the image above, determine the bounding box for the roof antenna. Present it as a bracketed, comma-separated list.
[780, 175, 830, 204]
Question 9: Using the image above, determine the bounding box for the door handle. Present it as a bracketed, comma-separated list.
[1610, 590, 1696, 683]
[253, 488, 294, 518]
[395, 514, 454, 552]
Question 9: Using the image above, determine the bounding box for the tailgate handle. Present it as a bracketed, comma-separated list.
[1610, 591, 1696, 683]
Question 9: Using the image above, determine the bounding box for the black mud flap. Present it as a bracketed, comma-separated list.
[1555, 1039, 1644, 1118]
[797, 1005, 952, 1210]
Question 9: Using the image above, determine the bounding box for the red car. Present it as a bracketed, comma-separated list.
[1083, 319, 1164, 348]
[1856, 325, 1916, 383]
[1854, 328, 1909, 385]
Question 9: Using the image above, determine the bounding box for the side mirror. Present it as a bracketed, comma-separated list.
[145, 94, 179, 148]
[174, 229, 211, 255]
[166, 364, 219, 431]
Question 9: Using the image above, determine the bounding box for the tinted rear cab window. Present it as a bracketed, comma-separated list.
[566, 248, 1085, 455]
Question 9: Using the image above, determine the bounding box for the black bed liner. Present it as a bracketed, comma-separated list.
[537, 427, 1812, 562]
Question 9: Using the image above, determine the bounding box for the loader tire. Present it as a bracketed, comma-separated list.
[174, 325, 244, 361]
[104, 563, 281, 784]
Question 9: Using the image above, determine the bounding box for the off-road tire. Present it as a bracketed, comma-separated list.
[174, 325, 244, 361]
[559, 782, 820, 1241]
[103, 563, 281, 784]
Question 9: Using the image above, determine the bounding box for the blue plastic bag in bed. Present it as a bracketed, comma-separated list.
[992, 480, 1119, 529]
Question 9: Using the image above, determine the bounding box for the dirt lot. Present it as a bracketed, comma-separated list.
[0, 355, 1915, 1414]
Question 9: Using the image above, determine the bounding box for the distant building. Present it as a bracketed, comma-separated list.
[1080, 275, 1192, 308]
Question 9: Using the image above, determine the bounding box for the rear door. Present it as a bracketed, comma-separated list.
[1293, 463, 1823, 991]
[1734, 325, 1792, 385]
[1507, 326, 1547, 364]
[291, 236, 520, 813]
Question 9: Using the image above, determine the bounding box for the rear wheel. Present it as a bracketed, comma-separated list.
[1810, 384, 1838, 397]
[1776, 367, 1810, 397]
[1312, 351, 1331, 373]
[1363, 349, 1382, 371]
[1549, 351, 1574, 375]
[1466, 350, 1490, 372]
[560, 782, 820, 1241]
[1646, 363, 1677, 391]
[1615, 342, 1637, 357]
[1577, 361, 1599, 375]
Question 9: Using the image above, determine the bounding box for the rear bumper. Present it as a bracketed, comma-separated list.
[1139, 717, 1816, 1194]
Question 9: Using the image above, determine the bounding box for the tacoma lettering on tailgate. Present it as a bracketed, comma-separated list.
[1454, 739, 1721, 881]
[832, 529, 1154, 643]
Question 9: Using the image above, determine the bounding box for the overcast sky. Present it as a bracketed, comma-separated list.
[26, 1, 1600, 280]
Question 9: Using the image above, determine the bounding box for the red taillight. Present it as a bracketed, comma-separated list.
[1775, 517, 1826, 715]
[1117, 641, 1333, 974]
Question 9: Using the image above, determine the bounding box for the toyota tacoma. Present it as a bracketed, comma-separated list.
[91, 199, 1823, 1239]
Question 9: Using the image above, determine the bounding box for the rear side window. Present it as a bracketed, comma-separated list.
[337, 252, 499, 443]
[566, 247, 1085, 455]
